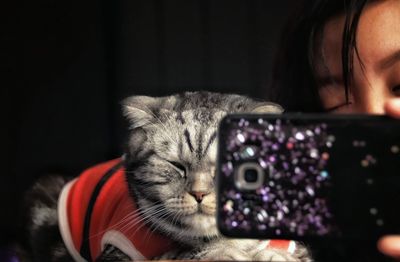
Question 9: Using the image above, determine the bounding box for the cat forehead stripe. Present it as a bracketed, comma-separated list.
[196, 128, 204, 160]
[184, 129, 194, 153]
[202, 131, 217, 158]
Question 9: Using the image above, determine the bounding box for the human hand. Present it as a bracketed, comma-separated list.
[378, 236, 400, 259]
[377, 98, 400, 259]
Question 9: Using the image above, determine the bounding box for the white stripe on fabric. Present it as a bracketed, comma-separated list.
[288, 241, 296, 254]
[101, 230, 146, 260]
[58, 179, 87, 262]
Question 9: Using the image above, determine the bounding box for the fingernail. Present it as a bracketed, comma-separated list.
[378, 236, 400, 257]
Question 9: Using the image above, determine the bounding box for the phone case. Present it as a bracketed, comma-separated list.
[217, 114, 400, 241]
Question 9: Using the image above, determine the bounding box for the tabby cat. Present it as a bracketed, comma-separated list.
[18, 92, 312, 261]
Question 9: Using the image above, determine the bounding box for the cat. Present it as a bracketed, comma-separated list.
[17, 91, 312, 261]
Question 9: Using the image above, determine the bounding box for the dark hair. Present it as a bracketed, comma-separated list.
[271, 0, 369, 112]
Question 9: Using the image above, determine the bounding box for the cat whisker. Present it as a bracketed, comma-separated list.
[169, 210, 184, 232]
[143, 210, 176, 243]
[116, 210, 163, 235]
[119, 205, 169, 235]
[104, 208, 169, 248]
[122, 207, 171, 242]
[88, 203, 165, 239]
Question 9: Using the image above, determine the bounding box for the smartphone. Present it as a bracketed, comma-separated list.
[217, 114, 400, 241]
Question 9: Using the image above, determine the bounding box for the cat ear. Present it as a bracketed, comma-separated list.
[122, 95, 176, 129]
[250, 102, 284, 114]
[122, 96, 156, 129]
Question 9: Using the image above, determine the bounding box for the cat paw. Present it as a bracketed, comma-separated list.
[202, 246, 251, 261]
[251, 248, 298, 261]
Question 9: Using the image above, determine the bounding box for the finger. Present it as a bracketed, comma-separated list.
[384, 99, 400, 119]
[377, 235, 400, 258]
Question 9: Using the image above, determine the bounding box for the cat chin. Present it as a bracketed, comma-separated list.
[181, 214, 219, 237]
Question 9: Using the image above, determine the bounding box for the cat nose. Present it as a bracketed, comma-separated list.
[189, 191, 208, 203]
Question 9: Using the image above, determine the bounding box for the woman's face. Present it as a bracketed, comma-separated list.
[315, 0, 400, 113]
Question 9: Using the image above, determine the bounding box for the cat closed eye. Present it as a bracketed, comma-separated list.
[167, 160, 186, 173]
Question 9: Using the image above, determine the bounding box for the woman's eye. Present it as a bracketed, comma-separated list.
[325, 101, 353, 112]
[167, 160, 186, 173]
[392, 85, 400, 95]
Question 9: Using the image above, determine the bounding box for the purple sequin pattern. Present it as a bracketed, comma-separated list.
[220, 118, 337, 237]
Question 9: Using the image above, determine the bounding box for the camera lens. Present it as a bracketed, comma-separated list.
[235, 162, 264, 190]
[244, 168, 258, 183]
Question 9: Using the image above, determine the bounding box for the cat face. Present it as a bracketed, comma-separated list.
[123, 92, 282, 243]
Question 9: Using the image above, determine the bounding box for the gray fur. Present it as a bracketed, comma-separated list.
[19, 92, 312, 261]
[17, 175, 73, 262]
[123, 92, 284, 246]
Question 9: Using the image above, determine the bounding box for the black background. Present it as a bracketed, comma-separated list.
[1, 1, 394, 260]
[2, 0, 291, 247]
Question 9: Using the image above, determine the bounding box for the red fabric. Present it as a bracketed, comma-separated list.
[268, 239, 291, 250]
[63, 159, 294, 260]
[64, 159, 174, 260]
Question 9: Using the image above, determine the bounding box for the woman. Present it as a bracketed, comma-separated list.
[272, 0, 400, 260]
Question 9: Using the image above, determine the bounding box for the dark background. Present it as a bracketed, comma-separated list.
[1, 1, 393, 261]
[2, 0, 291, 247]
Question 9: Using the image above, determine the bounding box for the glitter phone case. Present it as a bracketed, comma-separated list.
[217, 114, 400, 241]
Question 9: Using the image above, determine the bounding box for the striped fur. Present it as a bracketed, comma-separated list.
[122, 92, 283, 246]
